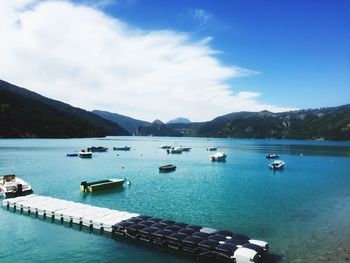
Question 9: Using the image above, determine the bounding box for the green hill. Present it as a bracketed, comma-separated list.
[138, 120, 183, 137]
[172, 106, 350, 141]
[0, 80, 129, 138]
[92, 110, 149, 134]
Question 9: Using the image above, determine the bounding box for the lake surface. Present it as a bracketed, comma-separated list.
[1, 137, 350, 263]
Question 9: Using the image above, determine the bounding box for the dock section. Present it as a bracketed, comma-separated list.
[2, 195, 269, 263]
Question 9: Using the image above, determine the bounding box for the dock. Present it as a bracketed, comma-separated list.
[2, 194, 269, 262]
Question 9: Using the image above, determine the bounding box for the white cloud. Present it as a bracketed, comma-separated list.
[193, 8, 211, 30]
[0, 0, 294, 122]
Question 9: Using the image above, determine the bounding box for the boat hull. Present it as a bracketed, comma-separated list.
[80, 179, 125, 192]
[79, 152, 92, 158]
[113, 147, 131, 151]
[89, 147, 108, 152]
[159, 165, 176, 173]
[1, 189, 33, 199]
[210, 157, 226, 162]
[269, 164, 284, 169]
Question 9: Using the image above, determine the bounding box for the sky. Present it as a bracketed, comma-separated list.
[0, 0, 349, 122]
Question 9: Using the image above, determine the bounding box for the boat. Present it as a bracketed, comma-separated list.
[207, 147, 218, 151]
[170, 147, 182, 154]
[269, 160, 285, 169]
[209, 152, 227, 161]
[66, 153, 78, 157]
[160, 145, 172, 149]
[80, 178, 126, 192]
[113, 146, 131, 151]
[88, 146, 108, 152]
[0, 175, 33, 198]
[78, 150, 92, 158]
[266, 153, 279, 159]
[180, 147, 191, 152]
[159, 164, 176, 173]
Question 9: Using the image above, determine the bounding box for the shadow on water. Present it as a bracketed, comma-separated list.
[264, 253, 283, 263]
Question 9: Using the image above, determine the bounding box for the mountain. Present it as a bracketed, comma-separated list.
[176, 105, 350, 141]
[92, 110, 149, 134]
[167, 117, 191, 124]
[0, 79, 129, 138]
[138, 119, 183, 137]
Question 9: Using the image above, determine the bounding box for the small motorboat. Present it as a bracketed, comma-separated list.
[80, 178, 126, 192]
[88, 146, 108, 152]
[207, 147, 218, 151]
[113, 146, 131, 151]
[79, 150, 92, 158]
[66, 153, 78, 157]
[266, 153, 279, 159]
[159, 164, 176, 173]
[170, 147, 183, 154]
[269, 160, 285, 170]
[160, 145, 172, 149]
[209, 152, 227, 162]
[0, 174, 33, 198]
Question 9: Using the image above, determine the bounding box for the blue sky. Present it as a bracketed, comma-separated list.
[100, 0, 350, 108]
[0, 0, 349, 121]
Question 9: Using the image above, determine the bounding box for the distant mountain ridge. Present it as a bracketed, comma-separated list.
[0, 79, 128, 138]
[92, 110, 149, 134]
[138, 119, 182, 137]
[167, 117, 191, 124]
[168, 105, 350, 141]
[1, 79, 349, 140]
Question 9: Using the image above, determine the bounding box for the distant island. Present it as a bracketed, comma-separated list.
[1, 79, 349, 140]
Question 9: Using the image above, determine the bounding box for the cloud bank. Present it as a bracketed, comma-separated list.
[0, 0, 294, 122]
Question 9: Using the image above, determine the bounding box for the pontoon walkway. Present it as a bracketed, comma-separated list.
[2, 195, 269, 262]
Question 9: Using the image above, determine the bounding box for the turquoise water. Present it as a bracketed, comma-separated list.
[1, 137, 350, 263]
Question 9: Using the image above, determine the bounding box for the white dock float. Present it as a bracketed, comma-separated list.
[2, 194, 270, 263]
[2, 195, 139, 232]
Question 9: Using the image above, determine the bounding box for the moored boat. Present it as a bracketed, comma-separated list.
[113, 146, 131, 151]
[209, 152, 227, 162]
[66, 153, 78, 157]
[207, 147, 218, 151]
[266, 153, 279, 159]
[79, 150, 92, 158]
[88, 146, 108, 152]
[0, 174, 33, 198]
[269, 160, 285, 169]
[159, 164, 176, 173]
[170, 147, 182, 154]
[160, 145, 172, 149]
[80, 178, 126, 192]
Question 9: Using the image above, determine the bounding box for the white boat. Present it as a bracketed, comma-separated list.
[160, 145, 172, 149]
[207, 147, 218, 151]
[0, 175, 33, 198]
[79, 150, 92, 158]
[209, 152, 227, 161]
[266, 153, 279, 159]
[170, 147, 183, 154]
[269, 160, 285, 169]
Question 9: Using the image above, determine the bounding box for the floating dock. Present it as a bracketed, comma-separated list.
[2, 194, 269, 263]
